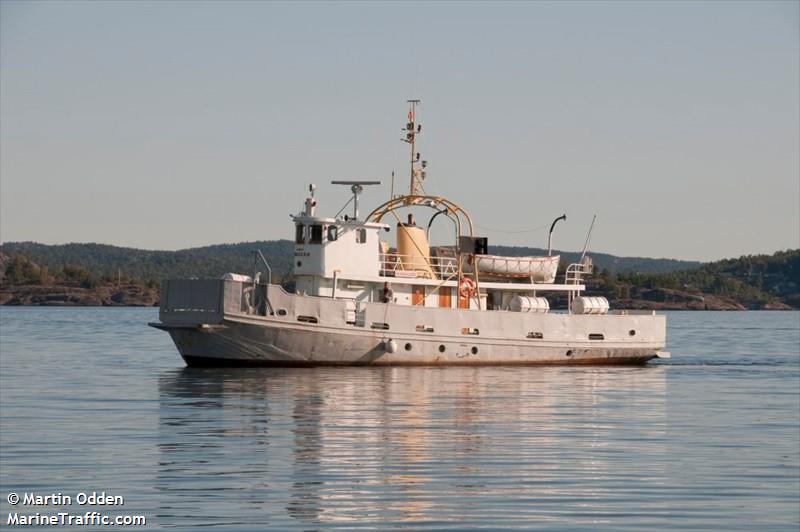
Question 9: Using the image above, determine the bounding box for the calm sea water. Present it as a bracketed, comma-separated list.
[1, 308, 798, 530]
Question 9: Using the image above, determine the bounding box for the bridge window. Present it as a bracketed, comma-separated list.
[295, 224, 306, 244]
[310, 224, 323, 244]
[356, 228, 367, 243]
[327, 225, 338, 241]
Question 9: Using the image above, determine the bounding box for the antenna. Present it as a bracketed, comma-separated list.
[402, 99, 425, 196]
[331, 180, 381, 220]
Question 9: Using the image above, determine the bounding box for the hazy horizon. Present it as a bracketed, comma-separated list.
[2, 1, 798, 262]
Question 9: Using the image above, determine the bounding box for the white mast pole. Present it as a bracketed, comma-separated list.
[406, 99, 421, 196]
[580, 214, 598, 261]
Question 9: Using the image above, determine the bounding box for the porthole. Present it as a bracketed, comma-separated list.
[296, 261, 303, 267]
[276, 308, 288, 316]
[471, 346, 478, 355]
[405, 343, 412, 351]
[566, 350, 573, 357]
[438, 345, 446, 353]
[629, 329, 636, 336]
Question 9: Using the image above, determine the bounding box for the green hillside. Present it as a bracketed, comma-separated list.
[0, 240, 699, 284]
[0, 241, 295, 283]
[1, 241, 797, 309]
[587, 249, 800, 309]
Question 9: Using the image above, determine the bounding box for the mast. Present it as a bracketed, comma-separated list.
[402, 99, 426, 197]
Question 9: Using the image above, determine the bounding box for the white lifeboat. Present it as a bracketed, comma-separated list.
[473, 254, 560, 283]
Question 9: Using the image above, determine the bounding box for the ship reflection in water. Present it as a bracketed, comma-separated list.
[157, 366, 667, 529]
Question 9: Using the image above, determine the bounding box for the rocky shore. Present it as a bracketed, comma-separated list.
[614, 287, 792, 311]
[0, 283, 159, 307]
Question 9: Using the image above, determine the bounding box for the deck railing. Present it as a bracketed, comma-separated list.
[380, 253, 458, 279]
[565, 258, 594, 285]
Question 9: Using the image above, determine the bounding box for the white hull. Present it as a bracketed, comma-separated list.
[156, 318, 661, 366]
[151, 281, 666, 367]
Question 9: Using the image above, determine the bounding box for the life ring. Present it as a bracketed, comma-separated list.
[459, 277, 476, 298]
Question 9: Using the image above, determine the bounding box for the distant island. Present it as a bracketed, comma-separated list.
[0, 241, 797, 310]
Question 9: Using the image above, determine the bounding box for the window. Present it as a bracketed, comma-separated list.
[310, 224, 323, 244]
[356, 228, 367, 244]
[327, 225, 338, 241]
[295, 224, 306, 244]
[412, 285, 425, 306]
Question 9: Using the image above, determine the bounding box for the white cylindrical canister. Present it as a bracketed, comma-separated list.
[509, 295, 550, 313]
[571, 296, 610, 315]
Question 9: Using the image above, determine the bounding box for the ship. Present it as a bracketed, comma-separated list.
[150, 100, 669, 366]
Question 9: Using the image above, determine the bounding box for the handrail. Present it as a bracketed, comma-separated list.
[380, 252, 458, 277]
[565, 260, 593, 285]
[250, 249, 273, 316]
[565, 259, 592, 314]
[253, 250, 272, 286]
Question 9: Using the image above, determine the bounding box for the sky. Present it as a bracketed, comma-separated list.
[1, 1, 798, 262]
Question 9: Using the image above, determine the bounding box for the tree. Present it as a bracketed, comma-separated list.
[4, 256, 48, 285]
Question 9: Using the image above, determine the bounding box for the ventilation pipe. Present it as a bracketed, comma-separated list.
[547, 214, 567, 256]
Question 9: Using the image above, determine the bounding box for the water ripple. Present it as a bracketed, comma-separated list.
[0, 308, 798, 530]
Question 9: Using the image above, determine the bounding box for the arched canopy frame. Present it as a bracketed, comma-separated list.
[366, 195, 474, 241]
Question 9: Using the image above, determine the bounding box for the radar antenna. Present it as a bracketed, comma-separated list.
[331, 180, 381, 220]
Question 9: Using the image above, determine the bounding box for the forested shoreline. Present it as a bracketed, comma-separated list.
[1, 242, 796, 310]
